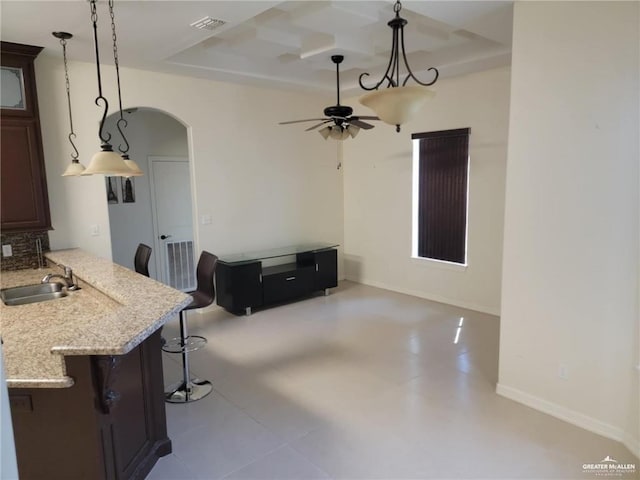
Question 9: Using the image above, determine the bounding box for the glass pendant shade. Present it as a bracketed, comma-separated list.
[82, 144, 134, 176]
[329, 127, 344, 140]
[360, 85, 435, 128]
[62, 159, 86, 176]
[122, 155, 143, 177]
[347, 125, 360, 138]
[319, 126, 332, 140]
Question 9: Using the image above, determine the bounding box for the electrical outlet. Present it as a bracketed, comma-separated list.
[90, 224, 100, 236]
[558, 363, 569, 380]
[2, 244, 13, 257]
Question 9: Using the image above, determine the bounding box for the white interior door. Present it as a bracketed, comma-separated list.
[149, 156, 196, 291]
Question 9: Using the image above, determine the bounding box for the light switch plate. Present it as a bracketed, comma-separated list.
[201, 214, 212, 225]
[2, 244, 13, 257]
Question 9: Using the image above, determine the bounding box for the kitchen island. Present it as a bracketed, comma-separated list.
[0, 249, 191, 480]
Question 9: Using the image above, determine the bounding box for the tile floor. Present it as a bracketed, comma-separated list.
[148, 281, 637, 480]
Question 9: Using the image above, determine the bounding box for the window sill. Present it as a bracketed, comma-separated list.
[410, 256, 468, 272]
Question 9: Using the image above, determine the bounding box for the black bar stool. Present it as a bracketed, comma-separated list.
[162, 251, 218, 403]
[134, 243, 152, 277]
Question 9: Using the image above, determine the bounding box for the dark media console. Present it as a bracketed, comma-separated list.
[215, 244, 338, 315]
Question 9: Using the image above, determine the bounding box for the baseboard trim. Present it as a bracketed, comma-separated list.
[345, 276, 500, 316]
[622, 432, 640, 461]
[497, 383, 638, 458]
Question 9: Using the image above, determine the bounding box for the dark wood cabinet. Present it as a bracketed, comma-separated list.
[1, 41, 51, 232]
[216, 246, 338, 315]
[8, 331, 171, 480]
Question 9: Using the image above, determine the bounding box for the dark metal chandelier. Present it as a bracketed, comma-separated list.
[359, 0, 439, 132]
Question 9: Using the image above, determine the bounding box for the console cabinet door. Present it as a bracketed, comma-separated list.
[314, 249, 338, 290]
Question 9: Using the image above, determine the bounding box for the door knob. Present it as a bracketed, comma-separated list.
[160, 234, 172, 240]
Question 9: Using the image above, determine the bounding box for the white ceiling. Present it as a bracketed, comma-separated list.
[1, 1, 513, 96]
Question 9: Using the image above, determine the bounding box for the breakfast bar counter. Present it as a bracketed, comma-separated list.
[0, 248, 191, 480]
[0, 248, 191, 388]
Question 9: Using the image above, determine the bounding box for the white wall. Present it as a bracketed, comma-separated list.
[342, 66, 510, 315]
[498, 1, 639, 457]
[35, 54, 343, 268]
[105, 110, 188, 277]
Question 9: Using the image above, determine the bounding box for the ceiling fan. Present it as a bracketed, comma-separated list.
[279, 55, 379, 140]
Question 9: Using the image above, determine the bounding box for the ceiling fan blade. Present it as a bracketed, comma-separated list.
[305, 120, 333, 131]
[350, 118, 375, 130]
[279, 118, 327, 125]
[352, 115, 380, 121]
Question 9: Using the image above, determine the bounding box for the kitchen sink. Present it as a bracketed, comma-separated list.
[1, 283, 68, 306]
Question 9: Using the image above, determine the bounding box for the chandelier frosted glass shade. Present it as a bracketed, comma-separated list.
[62, 159, 86, 177]
[82, 145, 135, 176]
[359, 85, 435, 129]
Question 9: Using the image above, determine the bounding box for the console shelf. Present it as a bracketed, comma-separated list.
[215, 243, 338, 315]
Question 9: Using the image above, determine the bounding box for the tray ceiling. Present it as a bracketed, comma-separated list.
[1, 1, 513, 95]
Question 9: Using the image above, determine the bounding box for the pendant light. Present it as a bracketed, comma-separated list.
[82, 0, 135, 176]
[358, 0, 439, 132]
[108, 0, 143, 177]
[54, 32, 86, 177]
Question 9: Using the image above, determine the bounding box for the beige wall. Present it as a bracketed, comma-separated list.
[342, 66, 510, 315]
[35, 53, 343, 267]
[498, 1, 639, 457]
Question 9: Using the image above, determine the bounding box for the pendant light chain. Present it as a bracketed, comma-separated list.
[60, 36, 79, 160]
[108, 0, 130, 154]
[90, 0, 112, 145]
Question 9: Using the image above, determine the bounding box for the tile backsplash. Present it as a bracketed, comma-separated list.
[0, 231, 50, 271]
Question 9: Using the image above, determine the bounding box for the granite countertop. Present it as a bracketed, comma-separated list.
[0, 248, 191, 389]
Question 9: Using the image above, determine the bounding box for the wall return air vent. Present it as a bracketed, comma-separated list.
[190, 16, 226, 31]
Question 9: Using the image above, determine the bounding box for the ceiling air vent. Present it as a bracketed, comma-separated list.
[190, 16, 226, 31]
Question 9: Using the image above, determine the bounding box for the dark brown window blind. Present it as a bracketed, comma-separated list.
[412, 128, 470, 264]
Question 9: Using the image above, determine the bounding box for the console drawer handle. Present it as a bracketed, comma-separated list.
[285, 276, 296, 281]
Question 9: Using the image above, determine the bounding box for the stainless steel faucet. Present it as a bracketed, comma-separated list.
[42, 266, 80, 291]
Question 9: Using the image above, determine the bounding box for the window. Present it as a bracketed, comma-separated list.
[412, 128, 470, 265]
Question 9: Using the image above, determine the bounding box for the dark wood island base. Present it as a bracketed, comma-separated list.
[9, 330, 170, 480]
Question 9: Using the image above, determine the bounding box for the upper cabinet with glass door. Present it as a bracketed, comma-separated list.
[0, 42, 42, 117]
[1, 65, 26, 110]
[1, 42, 52, 232]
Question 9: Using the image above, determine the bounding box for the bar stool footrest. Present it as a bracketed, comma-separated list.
[161, 335, 207, 354]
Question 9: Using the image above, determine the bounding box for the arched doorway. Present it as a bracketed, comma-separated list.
[104, 107, 195, 290]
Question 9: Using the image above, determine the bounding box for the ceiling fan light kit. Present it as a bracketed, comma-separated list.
[358, 0, 439, 132]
